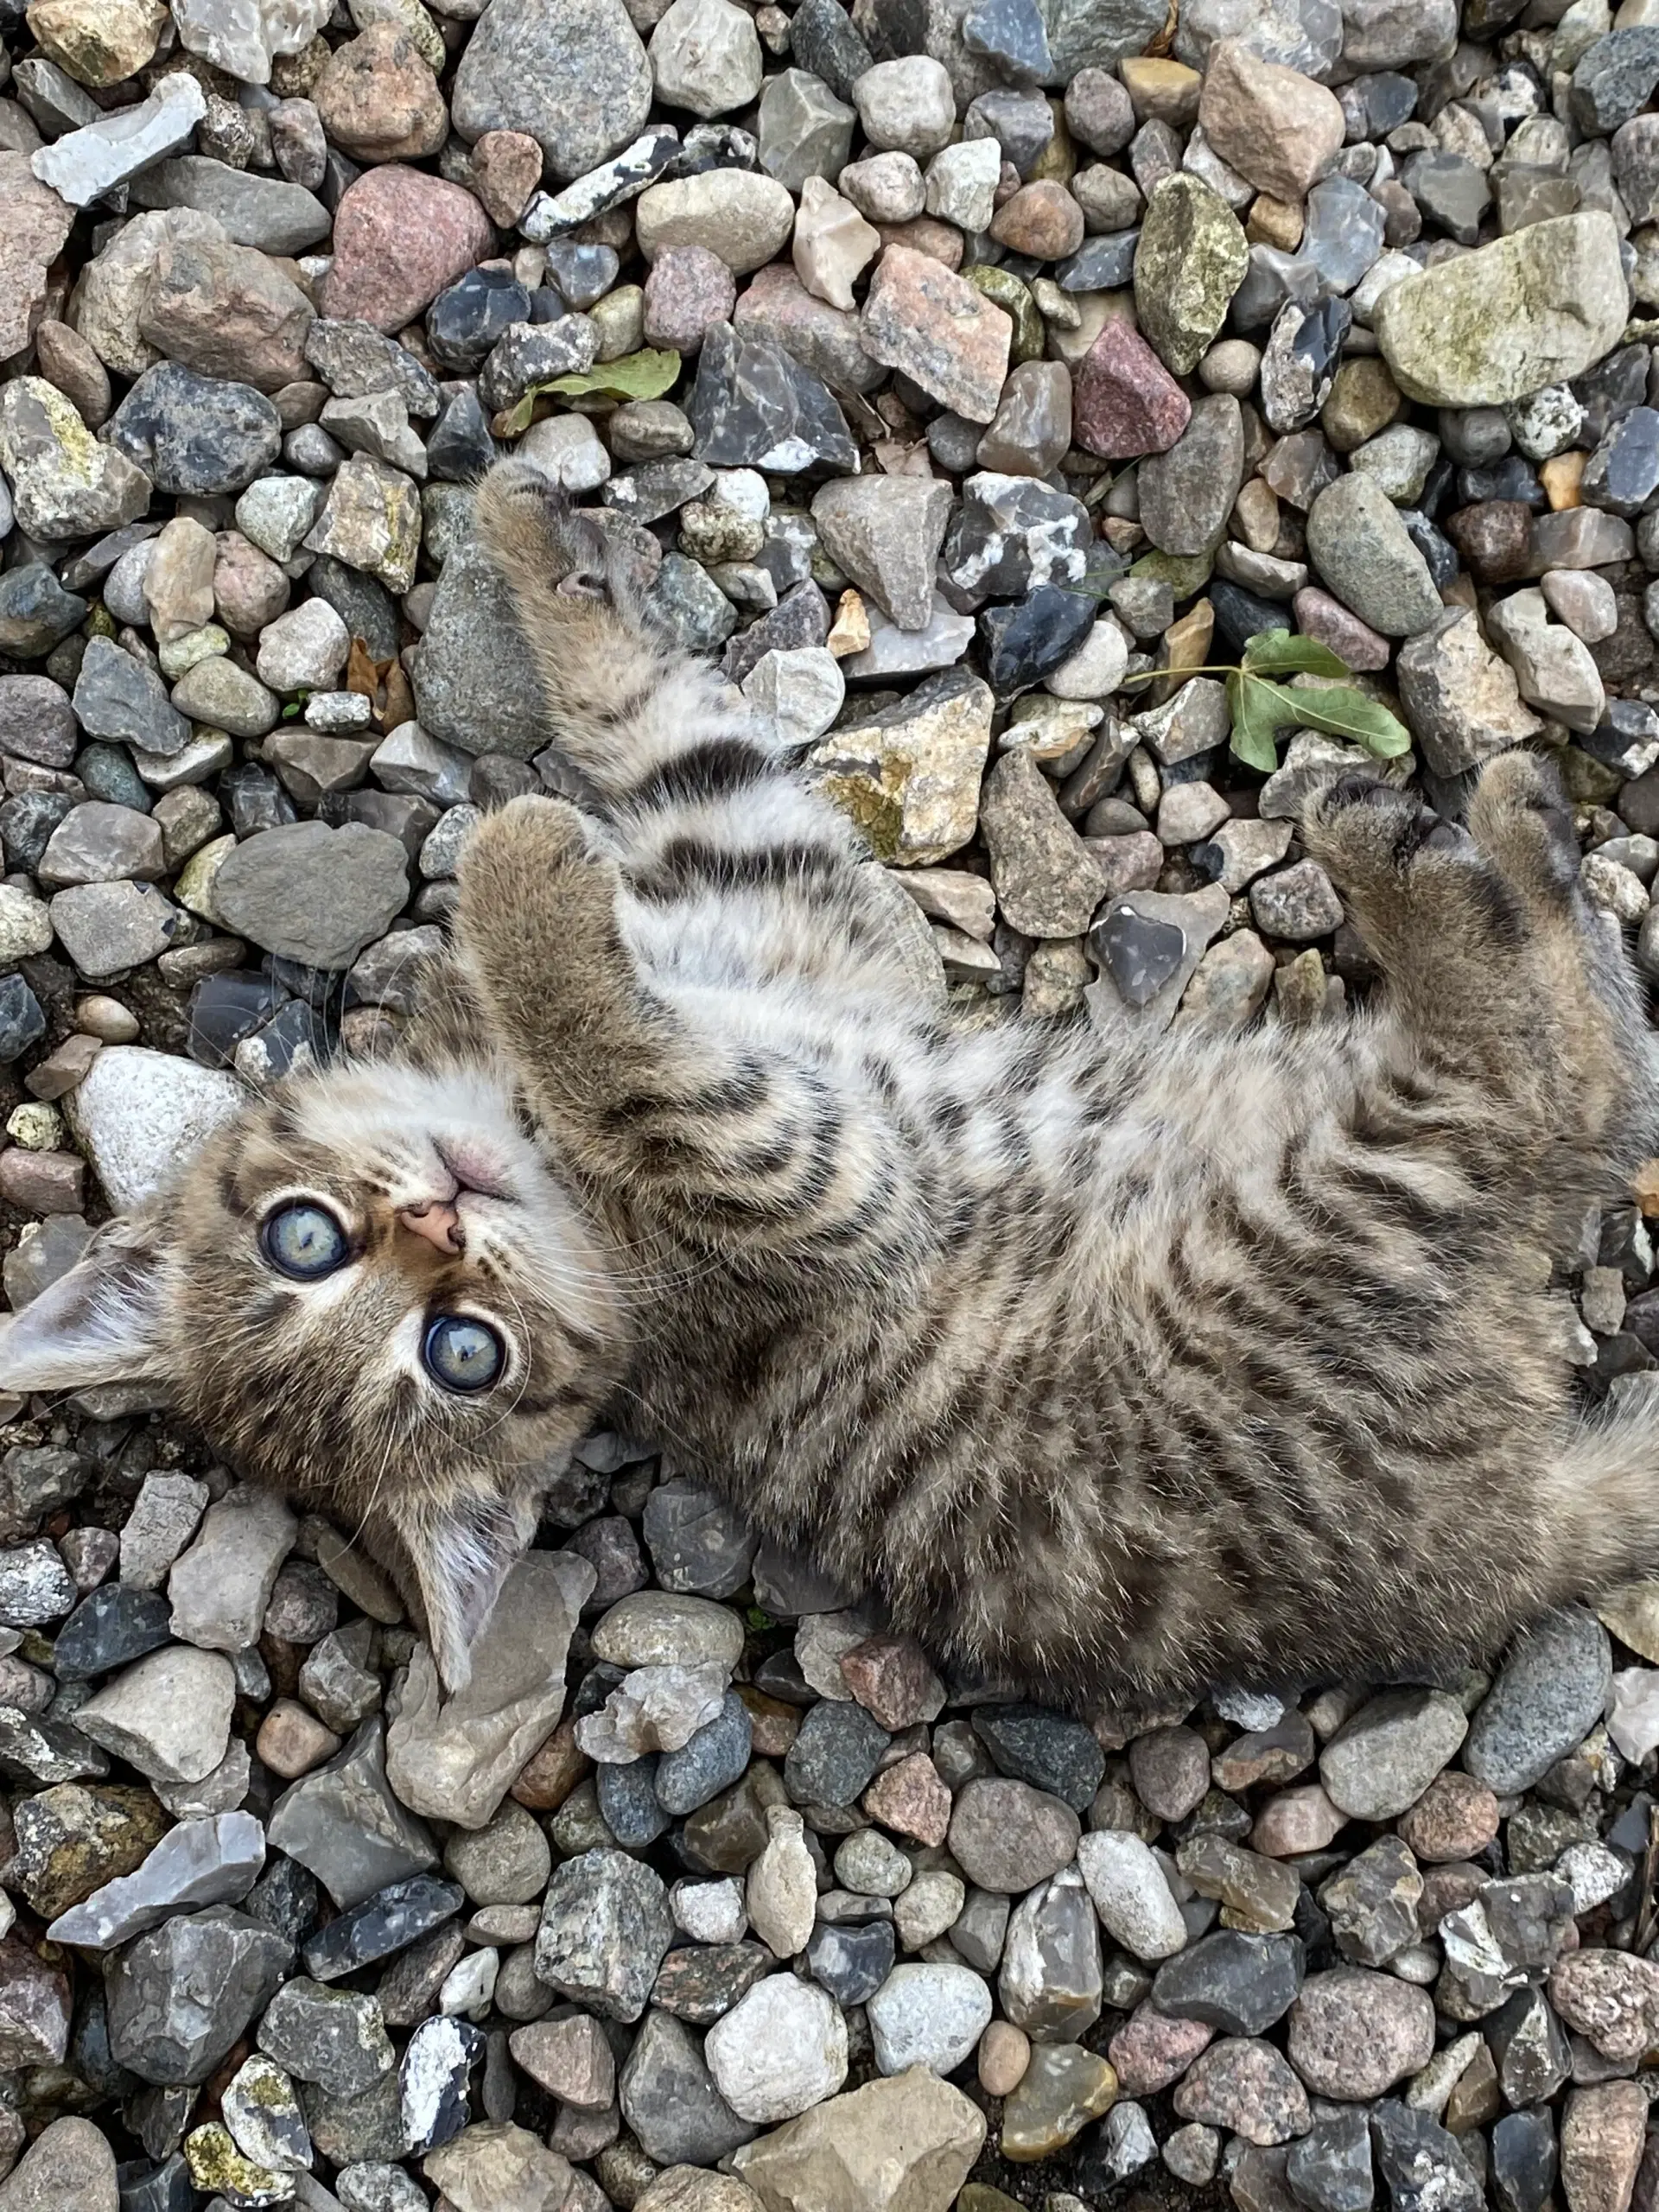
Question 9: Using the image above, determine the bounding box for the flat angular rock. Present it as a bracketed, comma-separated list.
[861, 246, 1014, 424]
[0, 378, 149, 541]
[385, 1549, 594, 1828]
[812, 475, 953, 631]
[64, 1047, 240, 1211]
[689, 323, 857, 474]
[268, 1717, 439, 1909]
[168, 1487, 296, 1654]
[212, 819, 409, 969]
[1375, 213, 1630, 409]
[106, 1906, 292, 2087]
[76, 1646, 236, 1785]
[730, 2068, 984, 2212]
[808, 668, 992, 865]
[47, 1813, 264, 1948]
[1395, 607, 1541, 777]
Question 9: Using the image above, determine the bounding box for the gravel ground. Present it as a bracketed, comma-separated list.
[2, 0, 1659, 2206]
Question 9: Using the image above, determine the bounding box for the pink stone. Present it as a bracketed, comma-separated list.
[1107, 2002, 1213, 2095]
[1073, 317, 1192, 461]
[642, 244, 736, 354]
[840, 1635, 946, 1729]
[470, 130, 544, 228]
[321, 164, 495, 333]
[1291, 587, 1392, 673]
[1249, 1783, 1346, 1859]
[862, 1752, 951, 1846]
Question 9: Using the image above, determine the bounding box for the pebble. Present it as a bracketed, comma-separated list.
[706, 1974, 848, 2123]
[1318, 1689, 1469, 1820]
[1464, 1608, 1613, 1793]
[1287, 1967, 1436, 2099]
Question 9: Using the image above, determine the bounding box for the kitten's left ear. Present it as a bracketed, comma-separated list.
[0, 1217, 172, 1394]
[373, 1485, 540, 1694]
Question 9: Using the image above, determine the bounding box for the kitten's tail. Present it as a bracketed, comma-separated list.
[1547, 1376, 1659, 1599]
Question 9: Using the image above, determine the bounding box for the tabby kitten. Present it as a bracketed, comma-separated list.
[6, 459, 1659, 1706]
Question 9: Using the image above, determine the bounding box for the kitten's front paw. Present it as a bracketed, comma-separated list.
[1301, 772, 1443, 887]
[474, 461, 613, 600]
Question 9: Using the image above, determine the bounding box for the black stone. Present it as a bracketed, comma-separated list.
[1574, 342, 1650, 445]
[979, 584, 1097, 696]
[598, 1754, 672, 1847]
[602, 458, 716, 528]
[301, 1873, 465, 1981]
[249, 995, 335, 1076]
[971, 1703, 1106, 1811]
[187, 970, 288, 1069]
[1399, 510, 1459, 592]
[53, 1585, 175, 1679]
[1209, 579, 1290, 658]
[244, 1852, 323, 1947]
[1485, 1983, 1569, 2107]
[76, 743, 152, 812]
[641, 1476, 756, 1599]
[1150, 1929, 1305, 2036]
[567, 1515, 647, 1609]
[1583, 404, 1659, 518]
[688, 322, 858, 474]
[426, 269, 533, 377]
[0, 565, 88, 658]
[1088, 908, 1186, 1009]
[220, 760, 297, 836]
[944, 476, 1093, 600]
[1455, 457, 1547, 509]
[424, 389, 495, 486]
[1058, 230, 1140, 290]
[0, 790, 74, 873]
[668, 124, 760, 179]
[0, 974, 45, 1065]
[807, 1917, 895, 2005]
[1287, 2107, 1373, 2212]
[1349, 71, 1418, 135]
[304, 555, 401, 662]
[783, 1698, 891, 1808]
[1491, 2109, 1558, 2212]
[788, 0, 874, 99]
[105, 364, 282, 495]
[1369, 2102, 1484, 2212]
[719, 580, 830, 684]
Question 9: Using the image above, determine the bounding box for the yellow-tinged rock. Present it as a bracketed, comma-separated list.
[731, 2067, 985, 2212]
[26, 0, 166, 85]
[1000, 2042, 1118, 2161]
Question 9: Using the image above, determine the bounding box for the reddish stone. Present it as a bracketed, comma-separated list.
[510, 1714, 590, 1811]
[1395, 1770, 1499, 1862]
[1073, 317, 1192, 460]
[736, 1684, 800, 1757]
[643, 244, 736, 355]
[321, 165, 495, 334]
[1444, 499, 1533, 584]
[839, 1634, 945, 1729]
[1561, 2082, 1649, 2212]
[1249, 1783, 1346, 1859]
[471, 130, 544, 228]
[0, 1149, 84, 1215]
[862, 1751, 951, 1846]
[1291, 586, 1390, 673]
[989, 181, 1085, 261]
[871, 218, 966, 270]
[1107, 2002, 1214, 2095]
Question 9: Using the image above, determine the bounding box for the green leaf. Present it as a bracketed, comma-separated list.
[491, 348, 684, 436]
[1242, 627, 1352, 680]
[1227, 668, 1300, 772]
[1288, 683, 1412, 758]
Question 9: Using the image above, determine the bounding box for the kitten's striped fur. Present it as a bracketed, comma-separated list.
[9, 458, 1659, 1704]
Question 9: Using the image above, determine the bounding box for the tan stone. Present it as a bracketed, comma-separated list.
[1560, 2082, 1649, 2212]
[861, 245, 1013, 423]
[638, 2173, 766, 2212]
[1597, 1579, 1659, 1661]
[0, 157, 74, 361]
[25, 0, 165, 86]
[469, 130, 543, 227]
[731, 2067, 985, 2212]
[314, 24, 448, 163]
[1198, 41, 1344, 205]
[977, 2019, 1029, 2097]
[137, 209, 315, 393]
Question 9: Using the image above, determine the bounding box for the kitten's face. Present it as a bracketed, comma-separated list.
[0, 1054, 628, 1688]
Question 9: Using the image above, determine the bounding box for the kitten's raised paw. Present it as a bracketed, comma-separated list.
[1301, 773, 1447, 890]
[1467, 749, 1578, 910]
[474, 461, 613, 600]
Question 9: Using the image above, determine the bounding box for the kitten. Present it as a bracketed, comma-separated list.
[7, 458, 1659, 1709]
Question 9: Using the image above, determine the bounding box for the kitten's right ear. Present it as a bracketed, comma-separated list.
[0, 1217, 172, 1393]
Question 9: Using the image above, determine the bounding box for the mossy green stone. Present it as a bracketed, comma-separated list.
[1130, 548, 1213, 601]
[1133, 173, 1249, 377]
[968, 266, 1046, 365]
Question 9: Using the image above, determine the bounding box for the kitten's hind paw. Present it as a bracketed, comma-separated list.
[474, 460, 613, 600]
[1301, 772, 1450, 890]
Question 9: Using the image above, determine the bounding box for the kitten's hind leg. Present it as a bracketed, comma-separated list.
[473, 459, 626, 609]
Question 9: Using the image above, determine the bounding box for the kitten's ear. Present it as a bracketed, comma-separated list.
[376, 1487, 539, 1694]
[0, 1217, 172, 1394]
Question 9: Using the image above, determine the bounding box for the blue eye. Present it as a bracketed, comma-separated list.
[262, 1203, 349, 1281]
[423, 1315, 505, 1393]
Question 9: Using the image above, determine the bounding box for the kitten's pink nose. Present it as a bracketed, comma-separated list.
[397, 1200, 462, 1254]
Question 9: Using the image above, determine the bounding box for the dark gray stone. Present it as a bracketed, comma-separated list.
[105, 365, 282, 497]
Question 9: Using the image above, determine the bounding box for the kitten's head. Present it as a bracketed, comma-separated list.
[0, 1052, 628, 1690]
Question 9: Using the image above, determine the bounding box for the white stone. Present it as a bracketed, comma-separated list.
[1077, 1830, 1189, 1961]
[120, 1469, 212, 1589]
[31, 73, 207, 207]
[517, 414, 612, 493]
[235, 476, 324, 563]
[1507, 383, 1585, 461]
[1555, 1839, 1632, 1912]
[792, 174, 880, 313]
[575, 1662, 728, 1760]
[742, 646, 846, 747]
[65, 1045, 244, 1211]
[1607, 1666, 1659, 1761]
[672, 1876, 747, 1944]
[439, 1946, 499, 2018]
[705, 1974, 849, 2122]
[1045, 616, 1130, 700]
[76, 1643, 238, 1783]
[168, 1485, 298, 1653]
[648, 0, 762, 118]
[925, 139, 1001, 234]
[1541, 567, 1618, 643]
[1485, 586, 1606, 733]
[171, 0, 335, 84]
[256, 598, 353, 693]
[747, 1802, 817, 1959]
[867, 1964, 993, 2076]
[0, 886, 54, 964]
[852, 56, 957, 157]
